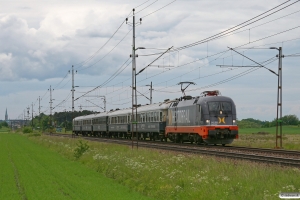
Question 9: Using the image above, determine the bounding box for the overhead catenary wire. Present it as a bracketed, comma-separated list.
[74, 19, 126, 69]
[141, 0, 177, 19]
[83, 32, 300, 108]
[135, 24, 300, 89]
[78, 28, 132, 71]
[53, 71, 70, 89]
[152, 57, 278, 94]
[172, 0, 299, 52]
[139, 0, 299, 57]
[75, 58, 131, 101]
[132, 0, 158, 16]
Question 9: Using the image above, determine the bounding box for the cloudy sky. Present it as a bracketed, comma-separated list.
[1, 0, 299, 121]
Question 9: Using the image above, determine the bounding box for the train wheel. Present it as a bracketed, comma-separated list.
[222, 144, 226, 147]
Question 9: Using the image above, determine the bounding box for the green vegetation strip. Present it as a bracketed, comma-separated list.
[0, 133, 151, 200]
[239, 126, 300, 135]
[28, 134, 300, 200]
[234, 126, 300, 150]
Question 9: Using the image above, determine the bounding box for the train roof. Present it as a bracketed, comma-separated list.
[107, 101, 172, 116]
[170, 95, 235, 108]
[199, 95, 234, 102]
[73, 101, 172, 121]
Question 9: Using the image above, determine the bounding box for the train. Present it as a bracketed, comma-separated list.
[73, 90, 238, 146]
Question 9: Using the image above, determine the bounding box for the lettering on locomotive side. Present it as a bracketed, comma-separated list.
[171, 109, 191, 124]
[148, 124, 156, 129]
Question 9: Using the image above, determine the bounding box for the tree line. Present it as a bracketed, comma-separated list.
[30, 110, 95, 131]
[237, 114, 300, 128]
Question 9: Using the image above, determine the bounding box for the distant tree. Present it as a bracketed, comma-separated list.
[28, 110, 96, 131]
[270, 114, 299, 126]
[1, 121, 8, 127]
[237, 118, 263, 128]
[281, 115, 299, 125]
[261, 121, 270, 128]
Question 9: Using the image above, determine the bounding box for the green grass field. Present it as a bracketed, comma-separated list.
[233, 126, 300, 150]
[0, 133, 151, 200]
[239, 125, 300, 135]
[0, 127, 10, 132]
[28, 134, 300, 200]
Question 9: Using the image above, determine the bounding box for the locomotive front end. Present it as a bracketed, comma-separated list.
[200, 94, 238, 145]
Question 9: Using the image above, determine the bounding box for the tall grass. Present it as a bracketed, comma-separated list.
[30, 135, 300, 200]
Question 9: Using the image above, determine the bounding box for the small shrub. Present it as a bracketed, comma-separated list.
[23, 127, 33, 134]
[74, 140, 89, 159]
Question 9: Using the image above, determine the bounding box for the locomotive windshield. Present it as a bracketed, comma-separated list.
[208, 102, 232, 112]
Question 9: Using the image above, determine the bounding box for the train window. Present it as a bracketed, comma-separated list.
[222, 102, 232, 111]
[160, 112, 162, 122]
[208, 102, 220, 112]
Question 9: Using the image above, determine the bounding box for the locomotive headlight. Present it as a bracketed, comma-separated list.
[206, 119, 210, 125]
[233, 120, 237, 125]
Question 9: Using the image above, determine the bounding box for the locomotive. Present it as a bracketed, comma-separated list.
[73, 90, 238, 145]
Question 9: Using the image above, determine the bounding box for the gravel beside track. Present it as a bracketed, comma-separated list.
[45, 133, 300, 167]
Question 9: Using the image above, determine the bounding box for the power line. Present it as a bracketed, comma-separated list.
[74, 19, 126, 69]
[134, 0, 158, 15]
[173, 0, 299, 52]
[141, 0, 177, 19]
[138, 0, 299, 57]
[78, 28, 132, 71]
[75, 58, 131, 101]
[53, 72, 70, 89]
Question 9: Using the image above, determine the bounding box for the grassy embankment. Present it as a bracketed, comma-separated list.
[233, 125, 300, 150]
[28, 133, 300, 200]
[0, 133, 151, 200]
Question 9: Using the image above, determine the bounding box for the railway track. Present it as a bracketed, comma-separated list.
[45, 133, 300, 167]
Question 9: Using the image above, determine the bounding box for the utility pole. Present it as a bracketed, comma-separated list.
[70, 65, 77, 137]
[23, 109, 25, 127]
[38, 96, 41, 132]
[48, 85, 54, 134]
[273, 47, 284, 148]
[31, 102, 34, 130]
[102, 96, 106, 112]
[132, 9, 137, 149]
[27, 106, 30, 126]
[146, 82, 153, 104]
[126, 8, 142, 149]
[64, 109, 67, 133]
